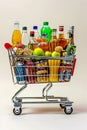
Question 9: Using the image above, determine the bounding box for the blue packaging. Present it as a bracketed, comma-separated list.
[15, 61, 25, 83]
[64, 69, 71, 82]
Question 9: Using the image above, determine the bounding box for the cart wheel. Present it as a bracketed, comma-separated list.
[64, 107, 73, 114]
[13, 107, 22, 115]
[60, 104, 65, 109]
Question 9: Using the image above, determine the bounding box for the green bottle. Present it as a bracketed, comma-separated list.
[40, 21, 52, 42]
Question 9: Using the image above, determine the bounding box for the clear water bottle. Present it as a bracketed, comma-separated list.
[40, 21, 52, 42]
[22, 26, 29, 47]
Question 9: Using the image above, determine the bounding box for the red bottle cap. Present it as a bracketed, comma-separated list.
[59, 26, 64, 31]
[30, 31, 34, 35]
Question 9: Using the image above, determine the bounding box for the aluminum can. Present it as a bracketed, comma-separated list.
[15, 61, 25, 84]
[64, 69, 71, 82]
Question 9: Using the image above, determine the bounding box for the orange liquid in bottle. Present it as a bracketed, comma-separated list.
[12, 30, 22, 47]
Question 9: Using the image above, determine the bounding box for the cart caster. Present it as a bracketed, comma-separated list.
[64, 106, 73, 114]
[60, 104, 65, 109]
[13, 107, 22, 115]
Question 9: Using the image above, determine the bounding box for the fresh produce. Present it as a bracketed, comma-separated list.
[52, 51, 60, 57]
[55, 46, 63, 53]
[33, 47, 44, 56]
[66, 45, 76, 56]
[39, 42, 49, 52]
[45, 51, 52, 57]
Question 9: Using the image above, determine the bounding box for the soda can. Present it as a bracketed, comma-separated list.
[64, 69, 71, 82]
[15, 61, 25, 84]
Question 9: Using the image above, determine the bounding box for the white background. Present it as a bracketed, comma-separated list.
[0, 0, 87, 130]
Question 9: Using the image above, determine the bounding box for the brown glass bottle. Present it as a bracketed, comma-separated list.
[57, 26, 67, 49]
[49, 29, 57, 52]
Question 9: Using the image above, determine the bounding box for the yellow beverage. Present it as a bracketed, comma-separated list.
[48, 60, 60, 82]
[12, 22, 22, 47]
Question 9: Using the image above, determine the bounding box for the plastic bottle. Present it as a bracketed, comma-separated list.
[40, 21, 52, 42]
[28, 31, 37, 50]
[33, 26, 39, 39]
[12, 22, 22, 47]
[22, 26, 29, 47]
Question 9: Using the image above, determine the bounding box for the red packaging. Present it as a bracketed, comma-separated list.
[26, 60, 36, 83]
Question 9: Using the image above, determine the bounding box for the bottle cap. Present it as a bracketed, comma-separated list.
[33, 26, 38, 30]
[14, 21, 19, 25]
[43, 22, 49, 25]
[22, 26, 27, 30]
[52, 29, 57, 32]
[30, 31, 34, 36]
[59, 26, 64, 31]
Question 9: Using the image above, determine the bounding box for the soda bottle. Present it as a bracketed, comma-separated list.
[22, 26, 29, 47]
[40, 21, 52, 43]
[12, 22, 22, 47]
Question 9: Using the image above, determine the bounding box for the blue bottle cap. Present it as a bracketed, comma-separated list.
[33, 26, 38, 30]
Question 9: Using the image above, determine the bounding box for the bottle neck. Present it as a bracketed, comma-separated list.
[59, 33, 64, 38]
[22, 30, 27, 33]
[52, 30, 57, 39]
[14, 24, 20, 30]
[58, 26, 64, 38]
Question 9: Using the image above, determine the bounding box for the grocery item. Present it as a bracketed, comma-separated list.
[40, 42, 49, 52]
[40, 21, 52, 42]
[64, 69, 71, 82]
[55, 46, 63, 53]
[66, 44, 76, 56]
[22, 26, 29, 47]
[28, 31, 37, 50]
[45, 51, 52, 57]
[49, 29, 57, 52]
[25, 60, 36, 83]
[12, 22, 22, 47]
[15, 61, 25, 84]
[58, 67, 65, 82]
[48, 60, 60, 82]
[33, 47, 44, 56]
[52, 51, 60, 57]
[68, 26, 74, 44]
[33, 26, 40, 40]
[35, 60, 49, 83]
[57, 26, 67, 49]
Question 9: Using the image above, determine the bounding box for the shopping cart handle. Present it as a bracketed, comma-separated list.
[4, 42, 12, 50]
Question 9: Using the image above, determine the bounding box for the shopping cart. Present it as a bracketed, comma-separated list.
[4, 43, 76, 115]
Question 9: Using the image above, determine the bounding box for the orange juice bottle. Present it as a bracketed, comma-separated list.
[12, 22, 22, 47]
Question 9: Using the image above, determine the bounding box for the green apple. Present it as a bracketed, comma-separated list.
[52, 51, 60, 57]
[45, 51, 52, 56]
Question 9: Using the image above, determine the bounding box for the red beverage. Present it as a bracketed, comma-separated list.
[26, 60, 36, 83]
